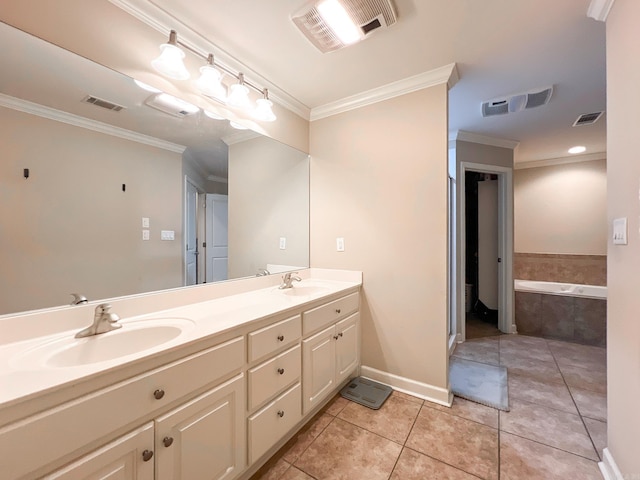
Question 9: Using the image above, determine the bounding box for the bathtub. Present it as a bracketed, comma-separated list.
[514, 280, 607, 300]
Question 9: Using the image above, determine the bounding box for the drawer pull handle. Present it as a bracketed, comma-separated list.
[277, 335, 285, 342]
[142, 450, 154, 462]
[277, 368, 285, 375]
[163, 436, 174, 448]
[277, 410, 285, 418]
[153, 389, 165, 400]
[335, 308, 341, 314]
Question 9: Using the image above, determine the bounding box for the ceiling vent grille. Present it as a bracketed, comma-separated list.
[573, 111, 603, 126]
[82, 95, 125, 112]
[482, 86, 553, 118]
[292, 0, 397, 53]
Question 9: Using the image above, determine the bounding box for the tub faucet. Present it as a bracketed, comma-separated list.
[70, 293, 88, 305]
[279, 272, 302, 289]
[75, 303, 121, 338]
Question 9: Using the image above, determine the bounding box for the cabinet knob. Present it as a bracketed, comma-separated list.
[338, 332, 343, 337]
[142, 450, 154, 462]
[277, 368, 285, 375]
[335, 308, 341, 314]
[277, 335, 285, 342]
[163, 436, 174, 448]
[153, 389, 165, 400]
[333, 335, 339, 340]
[277, 410, 285, 418]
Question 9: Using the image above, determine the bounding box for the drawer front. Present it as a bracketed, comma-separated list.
[302, 292, 359, 335]
[248, 345, 301, 411]
[248, 383, 302, 464]
[0, 336, 244, 479]
[248, 314, 301, 362]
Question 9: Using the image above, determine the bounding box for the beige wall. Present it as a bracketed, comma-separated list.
[0, 107, 183, 315]
[228, 136, 309, 278]
[514, 159, 607, 255]
[455, 140, 514, 169]
[605, 1, 640, 475]
[310, 85, 449, 398]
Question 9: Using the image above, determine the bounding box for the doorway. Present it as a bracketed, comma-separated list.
[451, 162, 515, 344]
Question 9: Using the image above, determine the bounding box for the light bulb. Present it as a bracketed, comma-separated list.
[227, 83, 251, 109]
[152, 43, 189, 80]
[197, 64, 227, 102]
[568, 146, 586, 154]
[253, 98, 277, 122]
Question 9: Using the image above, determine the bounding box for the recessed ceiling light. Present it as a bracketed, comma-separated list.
[568, 146, 586, 154]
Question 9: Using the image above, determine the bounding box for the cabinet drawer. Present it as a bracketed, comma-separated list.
[0, 336, 244, 479]
[248, 345, 301, 411]
[248, 314, 301, 362]
[302, 292, 359, 335]
[248, 383, 302, 464]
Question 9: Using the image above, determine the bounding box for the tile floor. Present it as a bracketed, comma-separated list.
[251, 334, 606, 480]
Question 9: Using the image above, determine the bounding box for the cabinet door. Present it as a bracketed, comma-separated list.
[302, 324, 336, 414]
[335, 313, 360, 385]
[45, 423, 154, 480]
[154, 374, 245, 480]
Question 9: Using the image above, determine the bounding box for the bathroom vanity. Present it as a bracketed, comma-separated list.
[0, 269, 361, 479]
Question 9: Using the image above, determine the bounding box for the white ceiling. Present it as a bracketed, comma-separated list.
[142, 0, 607, 163]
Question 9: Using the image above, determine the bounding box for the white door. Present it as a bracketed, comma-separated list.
[185, 179, 198, 286]
[478, 179, 499, 310]
[205, 194, 228, 282]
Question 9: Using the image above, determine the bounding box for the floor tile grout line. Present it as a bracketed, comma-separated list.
[420, 400, 500, 430]
[545, 337, 603, 462]
[400, 445, 490, 480]
[500, 430, 601, 463]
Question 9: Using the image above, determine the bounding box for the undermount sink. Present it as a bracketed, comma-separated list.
[13, 318, 194, 369]
[280, 285, 330, 297]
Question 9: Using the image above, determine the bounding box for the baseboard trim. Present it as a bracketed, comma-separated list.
[360, 365, 452, 407]
[599, 448, 623, 480]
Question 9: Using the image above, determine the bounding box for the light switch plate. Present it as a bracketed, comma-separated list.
[161, 230, 175, 241]
[142, 217, 150, 228]
[279, 237, 286, 250]
[336, 237, 345, 252]
[142, 229, 150, 241]
[613, 217, 627, 245]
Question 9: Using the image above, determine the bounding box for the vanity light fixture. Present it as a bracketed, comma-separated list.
[253, 89, 277, 122]
[568, 145, 587, 154]
[150, 30, 277, 122]
[196, 54, 227, 102]
[151, 30, 190, 80]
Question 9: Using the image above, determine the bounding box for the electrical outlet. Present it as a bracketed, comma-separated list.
[142, 217, 150, 228]
[279, 237, 286, 250]
[336, 237, 345, 252]
[142, 230, 150, 241]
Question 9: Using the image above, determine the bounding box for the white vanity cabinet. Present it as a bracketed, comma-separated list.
[301, 294, 360, 414]
[154, 375, 245, 480]
[45, 423, 155, 480]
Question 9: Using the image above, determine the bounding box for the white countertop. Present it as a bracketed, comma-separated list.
[0, 270, 361, 412]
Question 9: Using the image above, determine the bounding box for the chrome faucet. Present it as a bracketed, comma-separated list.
[75, 303, 122, 338]
[279, 272, 302, 289]
[256, 268, 271, 277]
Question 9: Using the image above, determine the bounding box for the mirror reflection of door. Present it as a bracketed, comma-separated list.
[185, 179, 199, 286]
[206, 194, 229, 282]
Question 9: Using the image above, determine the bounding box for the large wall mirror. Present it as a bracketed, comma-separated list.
[0, 21, 310, 316]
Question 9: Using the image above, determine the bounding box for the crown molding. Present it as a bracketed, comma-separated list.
[515, 152, 606, 170]
[587, 0, 616, 21]
[310, 63, 459, 122]
[207, 175, 228, 184]
[108, 0, 310, 120]
[222, 130, 262, 146]
[452, 130, 520, 150]
[0, 93, 186, 153]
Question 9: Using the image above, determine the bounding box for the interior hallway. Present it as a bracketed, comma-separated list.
[251, 334, 606, 479]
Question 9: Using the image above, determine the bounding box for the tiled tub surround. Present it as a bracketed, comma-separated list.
[514, 253, 606, 286]
[252, 335, 606, 480]
[0, 269, 362, 479]
[515, 291, 606, 347]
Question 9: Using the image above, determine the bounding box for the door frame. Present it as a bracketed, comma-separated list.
[183, 176, 204, 286]
[454, 162, 515, 343]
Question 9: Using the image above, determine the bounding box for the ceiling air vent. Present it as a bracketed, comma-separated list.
[82, 95, 125, 112]
[481, 86, 553, 118]
[292, 0, 397, 53]
[573, 111, 603, 126]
